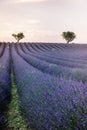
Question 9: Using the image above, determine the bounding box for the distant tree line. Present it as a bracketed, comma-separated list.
[12, 31, 76, 43]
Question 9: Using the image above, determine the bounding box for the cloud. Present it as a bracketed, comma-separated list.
[15, 0, 47, 3]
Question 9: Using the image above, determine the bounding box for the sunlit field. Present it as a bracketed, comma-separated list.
[1, 42, 87, 130]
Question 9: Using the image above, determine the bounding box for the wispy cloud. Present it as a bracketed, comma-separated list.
[15, 0, 47, 3]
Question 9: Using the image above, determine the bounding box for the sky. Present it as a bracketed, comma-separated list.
[0, 0, 87, 43]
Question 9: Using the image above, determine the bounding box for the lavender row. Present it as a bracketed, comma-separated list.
[0, 43, 6, 57]
[0, 44, 11, 128]
[26, 43, 87, 61]
[12, 44, 87, 130]
[16, 44, 87, 82]
[21, 43, 87, 69]
[28, 43, 87, 62]
[24, 43, 87, 67]
[30, 45, 87, 64]
[16, 44, 72, 77]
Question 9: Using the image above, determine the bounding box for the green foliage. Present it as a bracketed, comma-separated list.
[12, 32, 25, 42]
[69, 114, 78, 128]
[62, 31, 76, 43]
[7, 74, 27, 130]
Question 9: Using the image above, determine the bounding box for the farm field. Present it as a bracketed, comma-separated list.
[1, 42, 87, 130]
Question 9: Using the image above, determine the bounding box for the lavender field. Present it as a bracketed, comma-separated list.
[1, 42, 87, 130]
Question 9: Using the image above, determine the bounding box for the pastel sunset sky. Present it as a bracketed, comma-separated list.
[0, 0, 87, 43]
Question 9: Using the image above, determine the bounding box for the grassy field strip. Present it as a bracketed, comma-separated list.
[7, 74, 28, 130]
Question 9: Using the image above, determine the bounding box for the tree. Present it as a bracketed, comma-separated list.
[12, 32, 25, 42]
[62, 31, 76, 43]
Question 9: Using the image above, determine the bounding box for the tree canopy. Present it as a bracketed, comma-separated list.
[62, 31, 76, 43]
[12, 32, 25, 42]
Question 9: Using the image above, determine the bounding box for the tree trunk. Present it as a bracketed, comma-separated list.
[67, 41, 69, 44]
[17, 40, 19, 43]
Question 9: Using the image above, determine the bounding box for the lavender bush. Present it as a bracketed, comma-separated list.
[16, 43, 87, 82]
[11, 43, 87, 130]
[21, 43, 87, 69]
[0, 44, 11, 128]
[0, 43, 6, 57]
